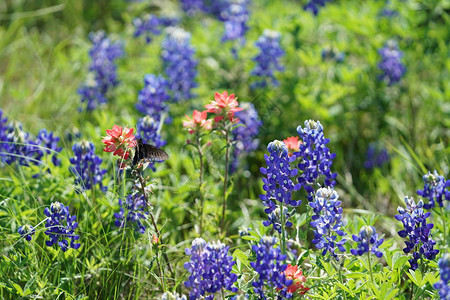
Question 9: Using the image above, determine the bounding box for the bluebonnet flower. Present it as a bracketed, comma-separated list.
[69, 140, 107, 191]
[136, 74, 170, 120]
[350, 226, 384, 257]
[321, 47, 345, 63]
[44, 202, 80, 252]
[137, 116, 166, 148]
[133, 15, 179, 44]
[304, 0, 332, 15]
[395, 196, 439, 270]
[114, 192, 148, 234]
[184, 238, 238, 299]
[434, 254, 450, 299]
[0, 121, 41, 166]
[18, 225, 35, 241]
[250, 236, 293, 299]
[251, 30, 284, 89]
[417, 170, 450, 209]
[230, 102, 262, 172]
[180, 0, 204, 15]
[260, 140, 301, 233]
[310, 187, 347, 260]
[220, 0, 250, 44]
[378, 40, 406, 85]
[161, 28, 198, 102]
[78, 31, 124, 111]
[35, 129, 62, 166]
[364, 144, 390, 169]
[295, 120, 337, 202]
[238, 226, 252, 236]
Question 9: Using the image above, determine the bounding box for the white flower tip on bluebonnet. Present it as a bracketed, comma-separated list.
[50, 201, 63, 213]
[268, 140, 288, 155]
[360, 225, 375, 239]
[160, 292, 187, 300]
[165, 27, 191, 43]
[316, 186, 339, 201]
[208, 240, 226, 250]
[141, 115, 157, 127]
[191, 237, 207, 251]
[262, 29, 281, 40]
[261, 235, 277, 245]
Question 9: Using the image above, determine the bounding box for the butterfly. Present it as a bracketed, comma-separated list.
[132, 138, 169, 166]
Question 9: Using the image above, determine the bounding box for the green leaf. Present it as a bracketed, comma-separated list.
[12, 282, 23, 296]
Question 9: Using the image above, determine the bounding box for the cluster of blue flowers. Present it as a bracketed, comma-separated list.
[310, 187, 347, 260]
[434, 254, 450, 299]
[250, 236, 292, 299]
[69, 140, 107, 191]
[230, 102, 262, 172]
[114, 191, 148, 234]
[180, 0, 204, 16]
[78, 31, 123, 111]
[304, 0, 332, 15]
[137, 116, 166, 148]
[136, 74, 170, 121]
[18, 224, 35, 241]
[184, 238, 238, 299]
[161, 28, 198, 102]
[251, 30, 284, 89]
[260, 140, 301, 232]
[378, 40, 406, 86]
[321, 47, 345, 63]
[363, 144, 390, 169]
[133, 14, 179, 43]
[219, 0, 250, 44]
[395, 196, 439, 270]
[44, 202, 80, 252]
[417, 170, 450, 210]
[295, 120, 337, 202]
[0, 110, 62, 167]
[350, 226, 384, 257]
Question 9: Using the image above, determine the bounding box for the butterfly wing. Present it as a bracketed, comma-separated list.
[132, 139, 169, 166]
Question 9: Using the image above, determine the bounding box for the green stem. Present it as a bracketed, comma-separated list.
[137, 173, 174, 279]
[338, 260, 348, 300]
[197, 132, 205, 236]
[367, 252, 374, 284]
[220, 128, 230, 236]
[280, 200, 287, 257]
[440, 206, 447, 246]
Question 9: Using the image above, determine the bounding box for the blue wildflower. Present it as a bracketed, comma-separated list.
[0, 121, 41, 166]
[417, 170, 450, 209]
[296, 120, 337, 202]
[44, 202, 80, 252]
[136, 74, 170, 120]
[69, 140, 107, 191]
[321, 47, 345, 63]
[260, 140, 301, 233]
[161, 292, 187, 300]
[251, 30, 284, 89]
[133, 14, 179, 44]
[220, 0, 250, 44]
[18, 225, 35, 241]
[230, 102, 262, 172]
[250, 236, 293, 299]
[378, 40, 406, 85]
[434, 254, 450, 299]
[35, 129, 62, 166]
[304, 0, 332, 15]
[180, 0, 204, 15]
[114, 192, 148, 234]
[78, 31, 124, 111]
[137, 116, 166, 148]
[161, 28, 198, 102]
[184, 238, 238, 299]
[310, 187, 347, 260]
[350, 226, 384, 258]
[364, 144, 390, 169]
[395, 196, 439, 270]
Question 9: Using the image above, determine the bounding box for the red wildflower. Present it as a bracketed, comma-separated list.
[152, 234, 159, 244]
[204, 91, 243, 123]
[283, 136, 301, 156]
[183, 110, 213, 134]
[284, 265, 309, 295]
[102, 125, 137, 159]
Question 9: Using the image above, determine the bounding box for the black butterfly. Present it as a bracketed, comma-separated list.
[132, 138, 169, 166]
